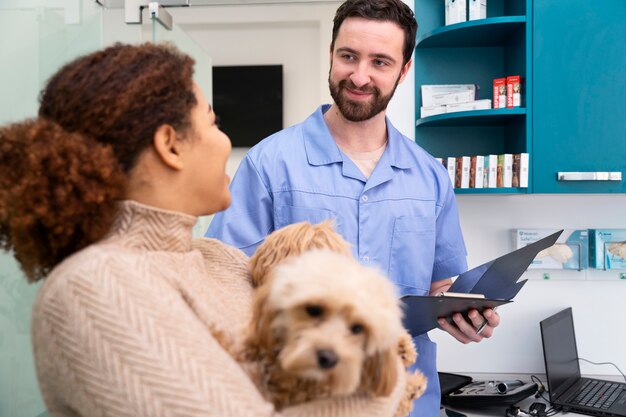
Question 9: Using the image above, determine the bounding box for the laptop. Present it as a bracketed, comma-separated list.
[540, 307, 626, 417]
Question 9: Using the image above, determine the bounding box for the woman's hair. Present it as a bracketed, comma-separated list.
[0, 43, 197, 282]
[331, 0, 417, 67]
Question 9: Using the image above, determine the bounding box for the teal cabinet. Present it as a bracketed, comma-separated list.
[413, 0, 531, 194]
[532, 0, 626, 193]
[414, 0, 626, 194]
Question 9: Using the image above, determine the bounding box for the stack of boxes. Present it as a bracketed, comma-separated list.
[436, 153, 528, 189]
[493, 76, 522, 109]
[513, 229, 626, 271]
[420, 84, 491, 118]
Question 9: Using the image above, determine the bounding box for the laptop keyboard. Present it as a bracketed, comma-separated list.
[569, 379, 623, 410]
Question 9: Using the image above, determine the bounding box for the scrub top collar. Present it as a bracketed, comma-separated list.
[303, 105, 417, 170]
[303, 105, 417, 190]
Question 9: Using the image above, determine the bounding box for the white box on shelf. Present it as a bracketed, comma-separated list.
[431, 90, 476, 107]
[420, 105, 447, 118]
[421, 84, 477, 107]
[445, 0, 466, 25]
[469, 0, 487, 21]
[445, 99, 492, 113]
[444, 157, 456, 186]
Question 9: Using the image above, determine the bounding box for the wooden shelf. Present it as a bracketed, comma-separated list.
[416, 108, 526, 127]
[416, 16, 526, 48]
[454, 187, 529, 195]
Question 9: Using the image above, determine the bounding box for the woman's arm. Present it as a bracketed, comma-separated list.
[33, 248, 404, 417]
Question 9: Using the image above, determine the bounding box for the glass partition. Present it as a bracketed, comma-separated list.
[0, 2, 213, 414]
[151, 11, 214, 237]
[0, 3, 103, 415]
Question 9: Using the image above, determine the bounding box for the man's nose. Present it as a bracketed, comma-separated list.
[349, 63, 371, 88]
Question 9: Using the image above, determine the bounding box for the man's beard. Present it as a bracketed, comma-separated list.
[328, 74, 399, 122]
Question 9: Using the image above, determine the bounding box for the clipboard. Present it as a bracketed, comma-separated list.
[401, 230, 563, 336]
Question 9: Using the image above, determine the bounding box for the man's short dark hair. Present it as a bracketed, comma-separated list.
[331, 0, 417, 66]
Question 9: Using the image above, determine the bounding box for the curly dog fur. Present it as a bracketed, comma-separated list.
[240, 221, 427, 415]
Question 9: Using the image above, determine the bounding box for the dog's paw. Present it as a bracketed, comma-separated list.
[406, 370, 428, 401]
[397, 331, 417, 368]
[394, 371, 428, 417]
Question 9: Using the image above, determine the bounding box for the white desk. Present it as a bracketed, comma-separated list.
[439, 373, 623, 417]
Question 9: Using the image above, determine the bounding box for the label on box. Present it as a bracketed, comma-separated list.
[421, 84, 477, 107]
[445, 0, 467, 25]
[506, 75, 522, 108]
[493, 78, 506, 109]
[514, 229, 589, 270]
[589, 229, 626, 270]
[446, 99, 492, 113]
[469, 0, 487, 21]
[420, 105, 446, 118]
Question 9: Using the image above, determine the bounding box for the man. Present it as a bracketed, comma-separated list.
[207, 0, 499, 415]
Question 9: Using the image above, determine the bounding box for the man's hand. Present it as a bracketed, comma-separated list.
[437, 308, 500, 343]
[429, 278, 500, 343]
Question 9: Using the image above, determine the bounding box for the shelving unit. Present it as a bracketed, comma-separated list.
[416, 16, 526, 48]
[415, 108, 526, 127]
[413, 0, 531, 194]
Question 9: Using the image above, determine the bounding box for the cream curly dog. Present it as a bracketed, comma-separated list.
[241, 221, 426, 416]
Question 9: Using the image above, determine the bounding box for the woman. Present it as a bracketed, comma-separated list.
[0, 43, 405, 417]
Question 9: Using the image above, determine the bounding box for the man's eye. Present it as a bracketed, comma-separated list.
[305, 305, 323, 317]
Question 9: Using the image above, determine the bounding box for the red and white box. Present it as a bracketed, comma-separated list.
[506, 75, 522, 108]
[493, 78, 506, 109]
[455, 156, 470, 189]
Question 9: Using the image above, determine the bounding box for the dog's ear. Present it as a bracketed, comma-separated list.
[359, 347, 398, 397]
[244, 282, 278, 357]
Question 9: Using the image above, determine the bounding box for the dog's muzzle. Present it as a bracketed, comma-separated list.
[316, 349, 339, 369]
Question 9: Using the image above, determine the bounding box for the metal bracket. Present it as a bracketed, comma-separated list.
[124, 0, 188, 24]
[148, 2, 172, 30]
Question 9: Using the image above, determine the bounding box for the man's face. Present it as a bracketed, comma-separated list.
[329, 17, 411, 122]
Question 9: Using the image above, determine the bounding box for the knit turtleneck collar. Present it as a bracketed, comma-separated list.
[103, 200, 197, 252]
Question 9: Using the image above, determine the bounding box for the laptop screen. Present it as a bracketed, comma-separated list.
[540, 308, 582, 400]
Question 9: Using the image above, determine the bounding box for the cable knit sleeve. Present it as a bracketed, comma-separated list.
[32, 245, 404, 417]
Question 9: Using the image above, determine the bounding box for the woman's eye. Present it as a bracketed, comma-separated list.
[305, 305, 323, 317]
[350, 323, 364, 335]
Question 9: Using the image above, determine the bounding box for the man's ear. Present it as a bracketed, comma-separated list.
[153, 124, 185, 170]
[397, 58, 413, 85]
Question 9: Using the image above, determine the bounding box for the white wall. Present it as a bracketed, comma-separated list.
[164, 4, 624, 377]
[168, 2, 415, 138]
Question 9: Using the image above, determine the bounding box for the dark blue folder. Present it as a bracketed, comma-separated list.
[402, 230, 563, 336]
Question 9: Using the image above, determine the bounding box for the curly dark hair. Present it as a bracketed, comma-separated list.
[331, 0, 417, 66]
[0, 43, 197, 282]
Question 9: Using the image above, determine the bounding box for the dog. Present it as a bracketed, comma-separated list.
[240, 221, 427, 415]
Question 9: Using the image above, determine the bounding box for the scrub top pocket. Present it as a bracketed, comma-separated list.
[389, 215, 436, 296]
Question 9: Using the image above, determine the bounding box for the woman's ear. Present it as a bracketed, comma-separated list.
[153, 124, 185, 170]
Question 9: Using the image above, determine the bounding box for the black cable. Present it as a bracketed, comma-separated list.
[530, 375, 551, 403]
[578, 357, 626, 382]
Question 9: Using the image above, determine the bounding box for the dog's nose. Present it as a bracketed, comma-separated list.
[316, 349, 338, 369]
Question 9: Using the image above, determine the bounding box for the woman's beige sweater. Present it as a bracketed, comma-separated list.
[32, 201, 404, 417]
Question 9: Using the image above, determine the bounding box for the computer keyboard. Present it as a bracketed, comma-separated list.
[570, 380, 622, 410]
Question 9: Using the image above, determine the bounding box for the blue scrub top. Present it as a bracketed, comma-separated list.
[207, 105, 468, 417]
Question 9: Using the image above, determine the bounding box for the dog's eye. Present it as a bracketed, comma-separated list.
[350, 323, 364, 335]
[305, 305, 323, 317]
